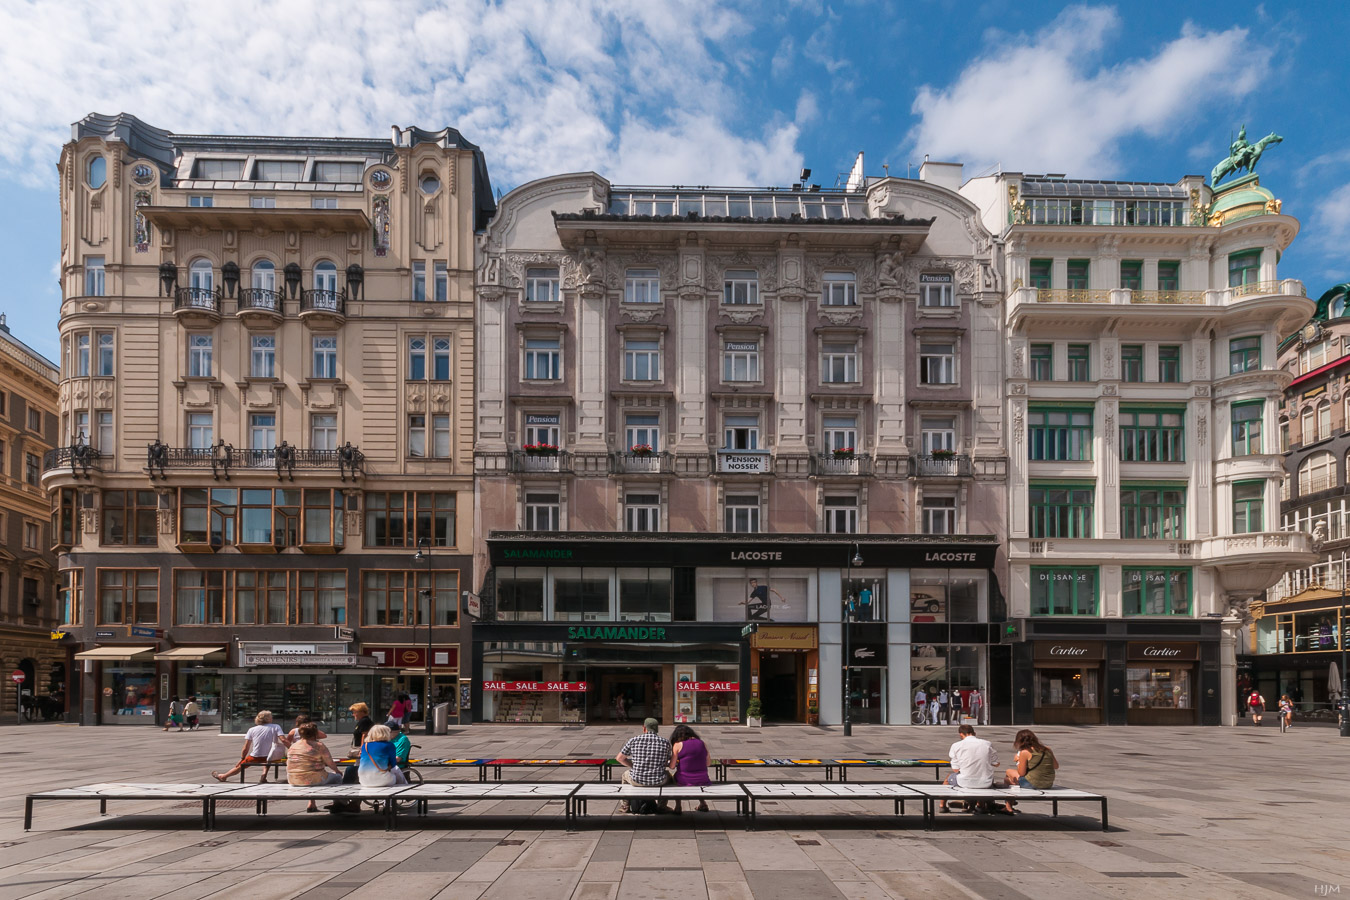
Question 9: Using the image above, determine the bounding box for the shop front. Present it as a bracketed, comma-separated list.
[1125, 641, 1198, 725]
[750, 625, 818, 723]
[364, 644, 460, 724]
[1030, 640, 1105, 725]
[156, 646, 226, 727]
[74, 644, 158, 725]
[220, 641, 379, 734]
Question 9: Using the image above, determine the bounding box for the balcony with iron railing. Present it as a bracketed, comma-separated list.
[144, 441, 364, 481]
[910, 453, 971, 477]
[609, 451, 674, 475]
[1010, 280, 1308, 319]
[42, 444, 104, 477]
[173, 285, 222, 318]
[237, 287, 285, 321]
[509, 449, 573, 474]
[1012, 198, 1200, 228]
[809, 453, 873, 476]
[300, 288, 348, 321]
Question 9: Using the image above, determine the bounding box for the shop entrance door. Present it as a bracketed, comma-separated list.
[759, 652, 800, 722]
[598, 670, 658, 724]
[849, 668, 885, 725]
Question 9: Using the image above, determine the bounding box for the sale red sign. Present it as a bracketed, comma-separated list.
[482, 681, 588, 692]
[677, 681, 739, 692]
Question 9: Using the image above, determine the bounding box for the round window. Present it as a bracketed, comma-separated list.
[132, 163, 156, 185]
[419, 173, 440, 195]
[87, 156, 107, 189]
[369, 169, 392, 190]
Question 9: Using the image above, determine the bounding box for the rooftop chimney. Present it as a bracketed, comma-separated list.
[918, 160, 963, 191]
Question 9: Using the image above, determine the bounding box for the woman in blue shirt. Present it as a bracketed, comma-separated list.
[357, 724, 407, 786]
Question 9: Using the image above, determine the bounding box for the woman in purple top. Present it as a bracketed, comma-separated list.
[669, 724, 711, 813]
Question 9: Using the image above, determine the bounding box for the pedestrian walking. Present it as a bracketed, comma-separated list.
[1247, 689, 1265, 726]
[1279, 694, 1294, 731]
[183, 696, 200, 730]
[163, 696, 184, 732]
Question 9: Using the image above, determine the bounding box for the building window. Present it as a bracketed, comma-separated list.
[1121, 345, 1144, 382]
[625, 413, 660, 451]
[234, 571, 287, 625]
[919, 342, 955, 384]
[97, 332, 114, 376]
[1228, 250, 1261, 288]
[313, 261, 338, 292]
[1029, 259, 1052, 289]
[1158, 260, 1180, 292]
[362, 571, 458, 627]
[312, 335, 337, 379]
[723, 269, 759, 305]
[187, 412, 213, 449]
[433, 261, 448, 302]
[87, 156, 107, 188]
[821, 272, 856, 306]
[432, 337, 451, 380]
[1301, 406, 1315, 445]
[28, 406, 41, 432]
[821, 341, 859, 383]
[1029, 343, 1052, 381]
[23, 521, 39, 550]
[96, 411, 113, 450]
[102, 490, 158, 546]
[1231, 401, 1263, 456]
[625, 493, 661, 532]
[524, 337, 562, 380]
[1123, 567, 1191, 616]
[98, 570, 159, 624]
[625, 268, 660, 303]
[1158, 345, 1180, 382]
[1120, 260, 1142, 291]
[311, 414, 337, 451]
[85, 256, 105, 296]
[525, 493, 560, 531]
[920, 273, 954, 307]
[408, 415, 426, 457]
[1028, 484, 1094, 538]
[623, 338, 661, 381]
[922, 495, 957, 534]
[412, 261, 427, 302]
[311, 196, 339, 209]
[249, 196, 276, 209]
[1120, 486, 1186, 539]
[524, 414, 561, 449]
[188, 334, 213, 378]
[1280, 419, 1290, 453]
[823, 495, 858, 534]
[250, 334, 276, 378]
[1229, 336, 1261, 373]
[525, 266, 560, 303]
[725, 494, 760, 532]
[59, 569, 82, 626]
[723, 415, 760, 450]
[175, 570, 227, 624]
[1120, 409, 1184, 462]
[249, 414, 276, 451]
[1067, 344, 1090, 381]
[25, 452, 39, 486]
[76, 333, 90, 376]
[73, 411, 89, 444]
[1066, 259, 1089, 290]
[1028, 407, 1093, 461]
[1300, 340, 1333, 374]
[723, 341, 760, 382]
[189, 258, 214, 297]
[364, 492, 456, 547]
[431, 414, 450, 458]
[1030, 566, 1098, 616]
[188, 195, 213, 207]
[1232, 481, 1265, 533]
[824, 415, 858, 453]
[1298, 452, 1337, 495]
[920, 416, 955, 455]
[408, 337, 426, 379]
[1318, 400, 1332, 442]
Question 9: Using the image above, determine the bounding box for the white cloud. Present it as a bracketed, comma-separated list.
[795, 90, 820, 126]
[1307, 181, 1350, 262]
[906, 5, 1271, 176]
[0, 0, 803, 190]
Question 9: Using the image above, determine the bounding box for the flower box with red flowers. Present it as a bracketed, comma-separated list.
[523, 443, 560, 456]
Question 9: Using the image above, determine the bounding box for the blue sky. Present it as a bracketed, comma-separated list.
[1, 0, 1347, 361]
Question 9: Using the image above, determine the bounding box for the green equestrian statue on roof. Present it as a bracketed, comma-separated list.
[1211, 125, 1283, 186]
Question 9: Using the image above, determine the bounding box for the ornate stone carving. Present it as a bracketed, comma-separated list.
[621, 306, 662, 323]
[605, 248, 678, 289]
[571, 246, 605, 289]
[1195, 385, 1210, 397]
[804, 251, 875, 294]
[1012, 347, 1024, 377]
[372, 195, 390, 257]
[1010, 382, 1026, 395]
[1102, 384, 1118, 396]
[503, 251, 568, 289]
[820, 308, 862, 326]
[1104, 410, 1115, 442]
[706, 251, 777, 292]
[1195, 345, 1208, 375]
[722, 308, 763, 325]
[479, 255, 501, 285]
[1197, 415, 1208, 444]
[133, 190, 152, 252]
[877, 251, 901, 287]
[1012, 406, 1025, 442]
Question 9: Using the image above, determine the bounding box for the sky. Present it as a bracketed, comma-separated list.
[1, 0, 1347, 360]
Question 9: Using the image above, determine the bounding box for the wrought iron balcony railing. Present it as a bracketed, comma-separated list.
[237, 287, 285, 314]
[43, 444, 103, 477]
[609, 451, 674, 474]
[174, 285, 222, 313]
[910, 454, 971, 477]
[809, 454, 873, 476]
[300, 288, 347, 316]
[145, 441, 364, 481]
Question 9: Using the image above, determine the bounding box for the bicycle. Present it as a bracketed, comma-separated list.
[1279, 708, 1293, 733]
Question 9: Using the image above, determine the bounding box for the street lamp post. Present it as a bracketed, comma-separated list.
[1341, 565, 1348, 737]
[842, 543, 863, 737]
[414, 537, 434, 735]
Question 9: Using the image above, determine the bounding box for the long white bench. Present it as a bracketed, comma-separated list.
[570, 783, 750, 820]
[225, 783, 418, 830]
[906, 784, 1109, 831]
[24, 783, 245, 832]
[741, 783, 922, 830]
[399, 782, 578, 824]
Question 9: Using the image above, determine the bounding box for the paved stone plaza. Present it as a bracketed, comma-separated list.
[0, 721, 1345, 899]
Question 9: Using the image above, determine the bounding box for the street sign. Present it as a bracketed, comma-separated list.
[741, 624, 758, 638]
[464, 591, 482, 620]
[95, 630, 115, 638]
[130, 626, 157, 638]
[334, 626, 355, 641]
[50, 631, 68, 640]
[10, 671, 24, 684]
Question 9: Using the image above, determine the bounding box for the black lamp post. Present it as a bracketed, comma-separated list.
[1340, 573, 1348, 737]
[842, 543, 863, 737]
[413, 537, 435, 735]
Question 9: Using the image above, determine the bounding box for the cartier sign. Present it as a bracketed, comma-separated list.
[1127, 642, 1198, 661]
[1033, 641, 1104, 661]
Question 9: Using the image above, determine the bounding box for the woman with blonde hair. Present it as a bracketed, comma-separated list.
[357, 724, 407, 786]
[212, 710, 284, 782]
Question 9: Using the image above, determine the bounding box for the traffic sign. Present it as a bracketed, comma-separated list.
[10, 670, 24, 684]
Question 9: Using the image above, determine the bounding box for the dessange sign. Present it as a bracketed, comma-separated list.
[1033, 641, 1105, 661]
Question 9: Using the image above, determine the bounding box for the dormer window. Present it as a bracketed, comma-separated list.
[193, 159, 244, 180]
[313, 161, 364, 183]
[254, 160, 304, 181]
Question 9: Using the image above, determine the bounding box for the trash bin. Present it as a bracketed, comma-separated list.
[430, 702, 451, 735]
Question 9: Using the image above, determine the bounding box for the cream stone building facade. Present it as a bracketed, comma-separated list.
[471, 165, 1009, 728]
[48, 114, 492, 730]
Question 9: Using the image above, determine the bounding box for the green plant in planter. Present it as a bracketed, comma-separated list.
[929, 449, 956, 459]
[746, 698, 764, 719]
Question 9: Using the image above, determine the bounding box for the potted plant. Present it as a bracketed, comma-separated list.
[745, 697, 763, 727]
[523, 442, 559, 456]
[629, 443, 654, 457]
[806, 703, 819, 725]
[929, 448, 956, 460]
[831, 446, 855, 459]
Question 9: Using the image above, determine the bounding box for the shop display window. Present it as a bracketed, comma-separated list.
[102, 667, 157, 721]
[496, 568, 545, 621]
[676, 665, 740, 724]
[1035, 667, 1099, 709]
[843, 572, 886, 621]
[708, 570, 809, 622]
[1127, 667, 1191, 708]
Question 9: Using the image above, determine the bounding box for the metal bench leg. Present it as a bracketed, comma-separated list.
[841, 767, 848, 783]
[24, 797, 32, 831]
[746, 799, 755, 832]
[1101, 800, 1108, 832]
[1052, 800, 1058, 817]
[100, 799, 107, 816]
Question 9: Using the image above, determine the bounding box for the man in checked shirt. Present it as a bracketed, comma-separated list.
[615, 717, 673, 813]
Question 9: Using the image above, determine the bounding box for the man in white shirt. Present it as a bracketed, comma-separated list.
[940, 725, 999, 812]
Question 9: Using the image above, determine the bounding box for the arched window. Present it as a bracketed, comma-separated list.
[1298, 451, 1338, 495]
[314, 260, 337, 292]
[87, 156, 106, 189]
[188, 259, 214, 299]
[1301, 407, 1315, 446]
[251, 259, 275, 291]
[1331, 294, 1346, 319]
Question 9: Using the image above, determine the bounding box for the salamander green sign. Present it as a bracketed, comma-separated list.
[567, 626, 668, 641]
[502, 548, 574, 560]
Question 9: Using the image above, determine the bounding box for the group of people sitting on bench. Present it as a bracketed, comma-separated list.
[210, 704, 413, 814]
[614, 718, 711, 814]
[939, 725, 1059, 816]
